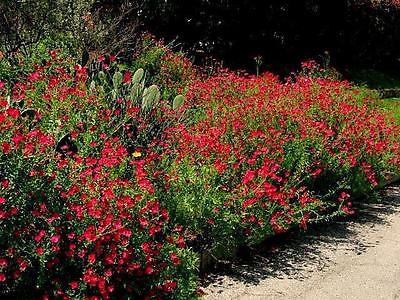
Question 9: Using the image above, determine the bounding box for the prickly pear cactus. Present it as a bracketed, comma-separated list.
[132, 68, 144, 84]
[98, 70, 107, 82]
[173, 95, 185, 110]
[111, 89, 118, 101]
[129, 83, 142, 103]
[113, 71, 123, 89]
[142, 85, 161, 111]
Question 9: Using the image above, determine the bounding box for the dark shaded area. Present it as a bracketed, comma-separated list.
[141, 0, 400, 74]
[201, 184, 400, 288]
[2, 1, 399, 74]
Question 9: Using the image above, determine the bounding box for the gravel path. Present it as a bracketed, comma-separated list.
[201, 185, 400, 300]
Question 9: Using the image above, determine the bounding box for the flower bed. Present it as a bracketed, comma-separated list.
[0, 48, 399, 298]
[0, 50, 197, 299]
[157, 71, 400, 256]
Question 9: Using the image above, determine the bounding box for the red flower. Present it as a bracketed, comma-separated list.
[1, 180, 9, 189]
[0, 258, 8, 267]
[310, 168, 322, 177]
[18, 259, 28, 271]
[170, 252, 181, 266]
[83, 269, 98, 286]
[69, 281, 79, 289]
[7, 107, 20, 119]
[36, 247, 44, 256]
[242, 198, 258, 209]
[176, 236, 186, 248]
[34, 230, 46, 242]
[341, 205, 355, 215]
[88, 253, 96, 264]
[242, 170, 256, 185]
[97, 56, 105, 63]
[300, 213, 311, 230]
[163, 280, 177, 292]
[82, 225, 97, 242]
[12, 133, 24, 146]
[27, 72, 40, 82]
[123, 71, 132, 84]
[50, 235, 60, 244]
[145, 265, 154, 275]
[141, 242, 152, 254]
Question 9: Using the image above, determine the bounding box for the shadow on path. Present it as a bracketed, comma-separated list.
[201, 184, 400, 290]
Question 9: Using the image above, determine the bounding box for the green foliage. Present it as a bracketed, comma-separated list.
[0, 0, 143, 64]
[132, 37, 197, 101]
[0, 0, 93, 52]
[380, 98, 400, 124]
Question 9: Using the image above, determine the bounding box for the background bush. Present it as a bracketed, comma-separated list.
[0, 0, 142, 61]
[3, 1, 398, 72]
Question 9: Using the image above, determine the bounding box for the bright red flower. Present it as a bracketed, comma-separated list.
[163, 280, 177, 292]
[69, 281, 79, 289]
[50, 235, 60, 244]
[34, 230, 46, 242]
[123, 71, 132, 84]
[36, 247, 44, 256]
[145, 265, 154, 275]
[170, 252, 181, 266]
[88, 253, 96, 264]
[0, 258, 8, 267]
[6, 107, 20, 119]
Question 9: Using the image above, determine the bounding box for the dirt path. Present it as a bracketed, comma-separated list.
[201, 185, 400, 300]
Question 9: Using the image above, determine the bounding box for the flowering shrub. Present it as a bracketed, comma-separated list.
[298, 60, 342, 81]
[157, 72, 400, 255]
[1, 45, 400, 298]
[0, 51, 197, 299]
[133, 36, 197, 101]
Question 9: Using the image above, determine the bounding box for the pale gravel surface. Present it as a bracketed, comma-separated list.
[201, 184, 400, 300]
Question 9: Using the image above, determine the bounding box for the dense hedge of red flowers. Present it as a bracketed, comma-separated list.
[0, 50, 197, 299]
[0, 47, 400, 298]
[157, 71, 400, 253]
